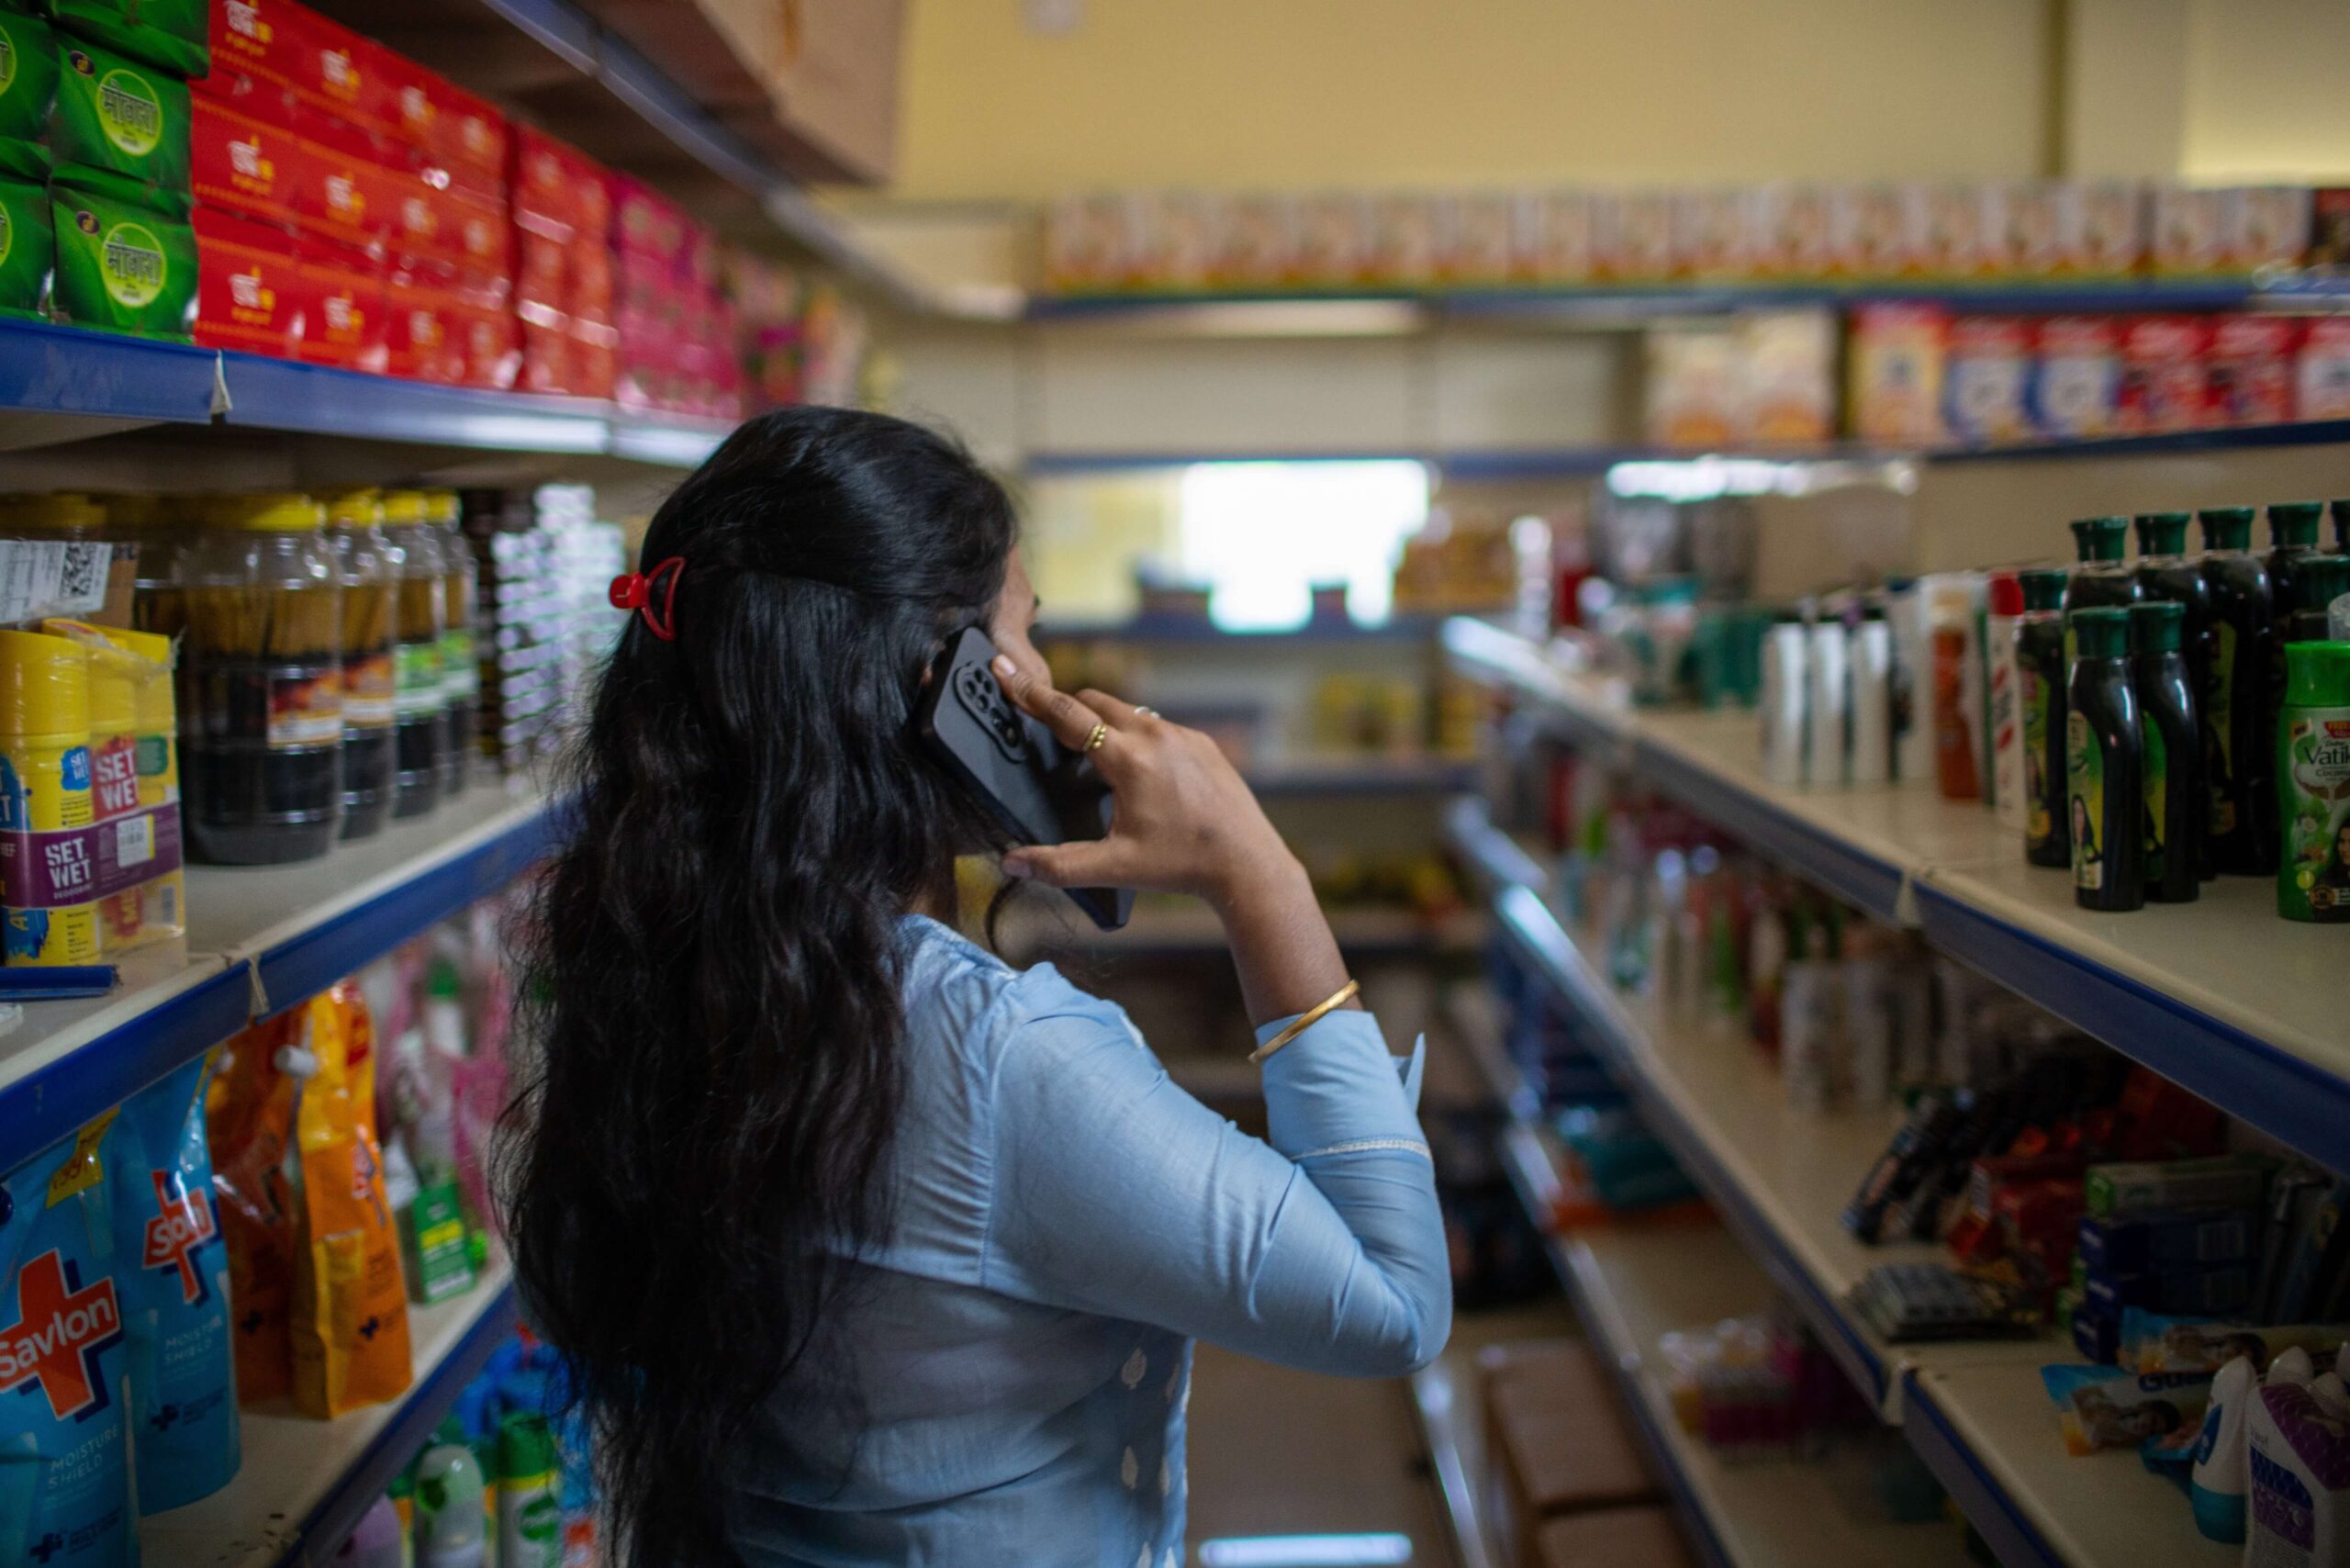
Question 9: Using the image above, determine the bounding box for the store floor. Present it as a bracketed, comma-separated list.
[1184, 1301, 1580, 1567]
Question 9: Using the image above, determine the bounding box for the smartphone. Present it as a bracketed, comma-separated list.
[912, 625, 1133, 931]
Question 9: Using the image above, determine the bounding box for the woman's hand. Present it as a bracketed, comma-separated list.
[990, 656, 1296, 910]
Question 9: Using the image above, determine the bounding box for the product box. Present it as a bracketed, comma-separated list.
[283, 4, 396, 140]
[2029, 316, 2122, 439]
[383, 260, 463, 381]
[0, 174, 51, 316]
[1366, 191, 1439, 287]
[1827, 184, 1929, 278]
[2297, 318, 2350, 420]
[2005, 182, 2066, 276]
[2059, 180, 2147, 276]
[567, 320, 615, 399]
[1527, 189, 1593, 285]
[2079, 1210, 2256, 1274]
[1740, 308, 1836, 443]
[613, 173, 688, 265]
[2207, 314, 2301, 427]
[1596, 189, 1673, 282]
[2085, 1154, 2273, 1219]
[1041, 193, 1136, 293]
[192, 203, 299, 354]
[453, 286, 515, 389]
[2115, 315, 2213, 433]
[1214, 194, 1295, 287]
[2228, 185, 2312, 273]
[1673, 187, 1760, 280]
[1644, 325, 1741, 448]
[1141, 190, 1223, 290]
[206, 0, 308, 92]
[1848, 302, 1950, 444]
[1439, 191, 1528, 286]
[288, 100, 399, 247]
[50, 33, 195, 214]
[2311, 188, 2350, 268]
[2151, 186, 2230, 275]
[1755, 183, 1833, 279]
[1942, 316, 2034, 444]
[510, 121, 579, 244]
[431, 77, 505, 183]
[290, 231, 383, 370]
[50, 185, 196, 338]
[1927, 184, 2008, 278]
[518, 314, 567, 393]
[567, 236, 610, 326]
[190, 69, 297, 225]
[1481, 1342, 1659, 1568]
[0, 10, 60, 145]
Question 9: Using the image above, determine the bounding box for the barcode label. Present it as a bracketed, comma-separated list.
[56, 543, 109, 614]
[115, 814, 154, 868]
[0, 541, 115, 621]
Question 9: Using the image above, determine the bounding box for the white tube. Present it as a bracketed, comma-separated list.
[1761, 620, 1807, 786]
[1850, 617, 1893, 785]
[1806, 620, 1849, 788]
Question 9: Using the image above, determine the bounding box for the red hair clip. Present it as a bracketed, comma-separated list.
[609, 555, 686, 642]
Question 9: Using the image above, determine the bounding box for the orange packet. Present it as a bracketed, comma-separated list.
[208, 1012, 301, 1404]
[289, 982, 414, 1417]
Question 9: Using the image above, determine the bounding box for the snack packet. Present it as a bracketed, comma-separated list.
[112, 1050, 237, 1513]
[0, 11, 59, 143]
[47, 33, 191, 212]
[2132, 1312, 2350, 1376]
[0, 1115, 135, 1567]
[0, 174, 52, 317]
[288, 981, 412, 1417]
[208, 1012, 299, 1404]
[2044, 1362, 2213, 1455]
[48, 184, 195, 339]
[45, 0, 208, 79]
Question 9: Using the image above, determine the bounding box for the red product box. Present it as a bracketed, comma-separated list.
[567, 330, 615, 400]
[206, 0, 308, 93]
[574, 161, 611, 247]
[292, 235, 386, 372]
[2115, 316, 2212, 434]
[285, 6, 398, 139]
[192, 76, 300, 227]
[446, 184, 509, 280]
[613, 175, 687, 262]
[2207, 315, 2302, 427]
[513, 229, 565, 322]
[2295, 318, 2350, 420]
[193, 207, 302, 357]
[384, 262, 464, 383]
[568, 239, 611, 326]
[289, 103, 402, 248]
[510, 125, 581, 244]
[456, 297, 517, 389]
[2029, 316, 2122, 440]
[435, 80, 507, 181]
[518, 317, 570, 395]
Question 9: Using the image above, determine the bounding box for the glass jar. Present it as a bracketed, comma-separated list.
[180, 492, 343, 864]
[380, 489, 445, 820]
[325, 489, 397, 840]
[425, 488, 477, 797]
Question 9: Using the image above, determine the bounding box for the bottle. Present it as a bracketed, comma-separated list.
[2199, 506, 2277, 875]
[0, 631, 101, 964]
[2332, 498, 2350, 555]
[1806, 612, 1848, 786]
[2284, 556, 2350, 646]
[2130, 600, 2200, 904]
[381, 490, 446, 820]
[2066, 607, 2143, 912]
[412, 1440, 489, 1568]
[427, 490, 479, 797]
[1850, 609, 1893, 786]
[2190, 1354, 2255, 1543]
[2065, 515, 2141, 667]
[2278, 641, 2350, 924]
[497, 1404, 565, 1568]
[2018, 570, 2071, 868]
[325, 491, 397, 840]
[2268, 501, 2324, 644]
[180, 493, 343, 863]
[330, 1495, 405, 1568]
[2133, 509, 2211, 692]
[1986, 574, 2024, 834]
[1760, 610, 1807, 786]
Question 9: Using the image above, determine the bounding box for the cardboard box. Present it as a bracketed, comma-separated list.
[1368, 192, 1440, 287]
[193, 205, 300, 356]
[2311, 188, 2350, 268]
[2030, 315, 2121, 438]
[205, 0, 308, 93]
[2208, 314, 2302, 427]
[1535, 1506, 1695, 1568]
[2299, 319, 2350, 420]
[1644, 326, 1742, 448]
[1215, 195, 1297, 288]
[2151, 187, 2230, 275]
[1756, 183, 1833, 279]
[1527, 191, 1594, 286]
[284, 5, 397, 139]
[1596, 190, 1673, 283]
[1741, 309, 1836, 443]
[383, 260, 464, 382]
[2116, 316, 2213, 433]
[191, 72, 298, 227]
[290, 233, 383, 371]
[289, 101, 401, 247]
[1480, 1342, 1659, 1568]
[2068, 180, 2147, 276]
[454, 293, 517, 389]
[1440, 192, 1531, 286]
[1928, 184, 2008, 278]
[1849, 302, 1950, 444]
[1943, 316, 2035, 443]
[518, 315, 570, 394]
[1142, 191, 1225, 290]
[2229, 185, 2311, 273]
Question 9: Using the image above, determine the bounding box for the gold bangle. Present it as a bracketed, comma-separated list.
[1248, 979, 1361, 1065]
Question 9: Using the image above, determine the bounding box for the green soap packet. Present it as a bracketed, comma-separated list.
[49, 185, 194, 338]
[0, 10, 57, 142]
[0, 173, 51, 315]
[0, 132, 46, 183]
[44, 0, 206, 79]
[48, 30, 189, 213]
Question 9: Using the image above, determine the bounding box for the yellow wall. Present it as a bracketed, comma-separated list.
[891, 0, 2052, 201]
[2180, 0, 2350, 181]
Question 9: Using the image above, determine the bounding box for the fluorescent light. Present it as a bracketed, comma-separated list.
[1195, 1534, 1414, 1567]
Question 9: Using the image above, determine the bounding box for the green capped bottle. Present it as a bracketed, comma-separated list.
[2066, 516, 2141, 668]
[2286, 556, 2350, 646]
[2131, 600, 2200, 903]
[2329, 498, 2349, 555]
[2068, 607, 2144, 912]
[2279, 642, 2350, 923]
[2199, 507, 2277, 875]
[2268, 501, 2324, 711]
[2019, 568, 2071, 868]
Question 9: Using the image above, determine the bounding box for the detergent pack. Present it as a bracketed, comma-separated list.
[0, 1117, 135, 1568]
[111, 1053, 237, 1514]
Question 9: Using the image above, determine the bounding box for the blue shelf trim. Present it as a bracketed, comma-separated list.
[1036, 615, 1440, 644]
[1902, 1377, 2065, 1568]
[0, 319, 217, 423]
[218, 355, 610, 454]
[1928, 416, 2350, 465]
[0, 965, 252, 1177]
[258, 805, 565, 1017]
[1492, 884, 1887, 1404]
[1632, 739, 1908, 922]
[1912, 881, 2350, 1175]
[280, 1282, 520, 1568]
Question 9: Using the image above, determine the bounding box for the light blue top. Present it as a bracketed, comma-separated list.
[728, 915, 1450, 1568]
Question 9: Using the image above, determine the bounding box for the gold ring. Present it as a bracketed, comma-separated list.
[1083, 722, 1109, 753]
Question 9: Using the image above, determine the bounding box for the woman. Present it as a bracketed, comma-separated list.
[501, 407, 1450, 1568]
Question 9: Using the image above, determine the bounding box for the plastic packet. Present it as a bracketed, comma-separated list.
[208, 1012, 300, 1404]
[48, 184, 196, 339]
[2043, 1362, 2213, 1455]
[45, 0, 208, 79]
[46, 33, 191, 211]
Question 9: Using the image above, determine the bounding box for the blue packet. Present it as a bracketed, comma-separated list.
[112, 1053, 237, 1514]
[0, 1115, 136, 1567]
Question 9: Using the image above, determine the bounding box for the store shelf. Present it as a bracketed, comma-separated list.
[141, 1262, 520, 1568]
[0, 317, 221, 424]
[1405, 1361, 1500, 1568]
[0, 790, 560, 1176]
[1905, 1364, 2236, 1568]
[999, 901, 1486, 960]
[1035, 615, 1443, 644]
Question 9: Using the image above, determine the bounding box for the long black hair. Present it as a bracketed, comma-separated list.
[499, 407, 1018, 1568]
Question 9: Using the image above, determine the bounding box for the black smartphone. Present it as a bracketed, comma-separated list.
[912, 625, 1133, 931]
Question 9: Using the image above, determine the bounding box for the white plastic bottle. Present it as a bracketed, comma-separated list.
[2188, 1353, 2253, 1543]
[1849, 610, 1893, 786]
[414, 1442, 489, 1568]
[1760, 612, 1807, 787]
[1805, 617, 1850, 787]
[1986, 572, 2026, 833]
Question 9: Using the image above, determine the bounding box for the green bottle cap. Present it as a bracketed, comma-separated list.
[2070, 606, 2132, 658]
[498, 1410, 560, 1479]
[2199, 507, 2255, 550]
[2270, 501, 2323, 546]
[2020, 568, 2069, 612]
[2133, 511, 2191, 556]
[2284, 641, 2350, 708]
[2129, 599, 2185, 654]
[2070, 516, 2130, 563]
[2296, 555, 2350, 612]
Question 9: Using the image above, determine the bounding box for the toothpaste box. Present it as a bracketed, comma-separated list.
[2030, 316, 2122, 438]
[2152, 186, 2231, 275]
[1439, 191, 1531, 286]
[1368, 191, 1440, 287]
[2087, 1154, 2274, 1219]
[1928, 184, 2008, 278]
[1142, 190, 1224, 291]
[1756, 183, 1833, 279]
[1596, 189, 1674, 282]
[1849, 302, 1950, 444]
[2208, 314, 2302, 426]
[1292, 191, 1370, 286]
[1528, 190, 1594, 285]
[1942, 316, 2035, 444]
[2299, 319, 2350, 420]
[2116, 316, 2214, 433]
[2067, 180, 2148, 276]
